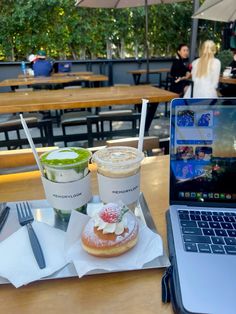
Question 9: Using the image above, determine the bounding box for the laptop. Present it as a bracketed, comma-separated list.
[167, 98, 236, 314]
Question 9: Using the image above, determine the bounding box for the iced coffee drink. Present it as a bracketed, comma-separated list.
[41, 147, 91, 221]
[92, 146, 144, 209]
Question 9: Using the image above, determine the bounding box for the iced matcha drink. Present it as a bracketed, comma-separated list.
[40, 147, 91, 221]
[92, 146, 144, 209]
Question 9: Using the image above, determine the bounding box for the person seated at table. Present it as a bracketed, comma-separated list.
[229, 50, 236, 76]
[27, 54, 37, 76]
[33, 50, 53, 77]
[184, 40, 221, 98]
[220, 50, 236, 97]
[170, 44, 191, 96]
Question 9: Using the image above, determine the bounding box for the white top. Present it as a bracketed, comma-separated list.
[184, 57, 221, 98]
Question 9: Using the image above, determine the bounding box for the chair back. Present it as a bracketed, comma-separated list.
[0, 119, 54, 150]
[106, 136, 161, 156]
[86, 113, 141, 147]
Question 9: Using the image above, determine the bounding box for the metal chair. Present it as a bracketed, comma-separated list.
[0, 118, 54, 150]
[60, 111, 99, 147]
[106, 136, 162, 156]
[98, 109, 134, 133]
[86, 112, 141, 147]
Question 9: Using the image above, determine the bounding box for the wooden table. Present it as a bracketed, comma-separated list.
[128, 68, 170, 85]
[0, 85, 177, 114]
[219, 76, 236, 85]
[18, 72, 94, 79]
[0, 75, 108, 90]
[52, 71, 93, 77]
[0, 85, 177, 133]
[0, 155, 173, 314]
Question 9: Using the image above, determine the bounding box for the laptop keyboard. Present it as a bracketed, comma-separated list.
[178, 209, 236, 255]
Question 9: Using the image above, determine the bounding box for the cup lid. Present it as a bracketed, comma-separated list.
[92, 146, 144, 168]
[40, 147, 91, 168]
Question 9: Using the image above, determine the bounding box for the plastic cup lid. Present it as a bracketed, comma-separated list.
[40, 147, 91, 168]
[92, 146, 144, 168]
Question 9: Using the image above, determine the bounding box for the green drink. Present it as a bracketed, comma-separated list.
[41, 147, 92, 221]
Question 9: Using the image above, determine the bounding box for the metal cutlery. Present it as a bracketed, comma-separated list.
[0, 206, 10, 233]
[16, 202, 46, 269]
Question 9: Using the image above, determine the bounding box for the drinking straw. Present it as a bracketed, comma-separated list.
[20, 114, 44, 176]
[138, 98, 149, 152]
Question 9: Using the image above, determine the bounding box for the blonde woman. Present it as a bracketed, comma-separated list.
[184, 40, 221, 98]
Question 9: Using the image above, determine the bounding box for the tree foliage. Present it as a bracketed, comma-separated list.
[0, 0, 224, 61]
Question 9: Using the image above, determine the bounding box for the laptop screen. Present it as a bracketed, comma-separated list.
[170, 98, 236, 206]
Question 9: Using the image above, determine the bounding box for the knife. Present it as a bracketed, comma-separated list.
[0, 206, 10, 233]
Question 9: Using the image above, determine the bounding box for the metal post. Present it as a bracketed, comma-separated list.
[145, 0, 150, 83]
[190, 0, 200, 62]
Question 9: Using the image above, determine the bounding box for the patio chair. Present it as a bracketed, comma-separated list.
[86, 112, 141, 147]
[106, 136, 162, 156]
[98, 109, 134, 133]
[0, 117, 54, 150]
[60, 111, 99, 147]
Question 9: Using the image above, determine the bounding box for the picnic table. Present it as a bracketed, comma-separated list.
[128, 68, 170, 85]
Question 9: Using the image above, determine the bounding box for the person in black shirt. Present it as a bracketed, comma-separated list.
[229, 50, 236, 76]
[220, 50, 236, 97]
[170, 44, 191, 96]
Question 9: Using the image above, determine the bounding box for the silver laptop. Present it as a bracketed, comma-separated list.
[168, 98, 236, 314]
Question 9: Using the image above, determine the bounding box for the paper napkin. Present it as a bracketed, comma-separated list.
[65, 210, 163, 278]
[0, 221, 66, 288]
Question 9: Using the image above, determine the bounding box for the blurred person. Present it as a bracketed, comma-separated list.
[28, 54, 37, 68]
[33, 50, 52, 77]
[184, 40, 221, 98]
[230, 50, 236, 75]
[220, 50, 236, 97]
[170, 44, 191, 96]
[27, 54, 37, 76]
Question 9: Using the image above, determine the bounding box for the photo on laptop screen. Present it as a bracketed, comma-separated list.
[170, 98, 236, 205]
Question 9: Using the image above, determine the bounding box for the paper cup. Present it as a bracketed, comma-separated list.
[40, 147, 92, 221]
[92, 146, 144, 210]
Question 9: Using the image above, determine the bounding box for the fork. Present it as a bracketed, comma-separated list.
[16, 202, 46, 269]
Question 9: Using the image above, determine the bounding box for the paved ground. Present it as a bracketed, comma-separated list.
[0, 102, 170, 150]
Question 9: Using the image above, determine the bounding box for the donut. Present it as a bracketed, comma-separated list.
[81, 203, 139, 257]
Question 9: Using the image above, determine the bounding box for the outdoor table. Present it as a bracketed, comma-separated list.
[53, 71, 94, 77]
[18, 72, 94, 78]
[128, 68, 170, 85]
[219, 76, 236, 85]
[0, 75, 108, 91]
[0, 155, 173, 314]
[0, 85, 178, 133]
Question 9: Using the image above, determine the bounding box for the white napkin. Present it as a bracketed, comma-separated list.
[65, 210, 163, 278]
[0, 221, 66, 287]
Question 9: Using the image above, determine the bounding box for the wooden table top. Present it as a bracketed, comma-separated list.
[0, 75, 108, 87]
[18, 72, 94, 79]
[0, 155, 173, 314]
[0, 85, 178, 114]
[53, 71, 94, 77]
[128, 68, 170, 75]
[219, 76, 236, 85]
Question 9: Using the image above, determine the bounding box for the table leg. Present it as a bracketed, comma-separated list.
[137, 102, 159, 132]
[158, 73, 162, 87]
[132, 74, 141, 85]
[145, 102, 158, 132]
